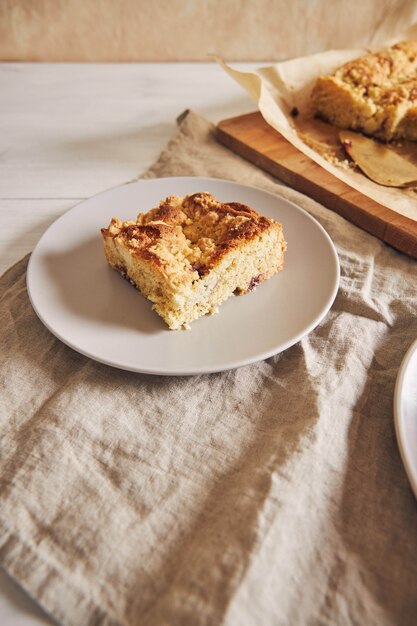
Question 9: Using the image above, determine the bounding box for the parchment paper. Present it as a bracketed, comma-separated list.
[218, 22, 417, 222]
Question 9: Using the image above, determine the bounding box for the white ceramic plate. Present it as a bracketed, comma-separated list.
[27, 177, 339, 375]
[394, 338, 417, 498]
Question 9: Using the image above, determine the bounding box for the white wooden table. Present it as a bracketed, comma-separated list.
[0, 61, 255, 625]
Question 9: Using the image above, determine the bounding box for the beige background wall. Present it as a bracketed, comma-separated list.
[1, 0, 417, 62]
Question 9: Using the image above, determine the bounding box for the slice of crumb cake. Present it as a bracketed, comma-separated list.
[311, 40, 417, 142]
[101, 192, 286, 329]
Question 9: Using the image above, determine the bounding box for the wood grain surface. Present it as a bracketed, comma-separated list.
[216, 111, 417, 260]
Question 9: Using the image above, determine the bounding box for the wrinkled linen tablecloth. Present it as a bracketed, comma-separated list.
[0, 111, 417, 626]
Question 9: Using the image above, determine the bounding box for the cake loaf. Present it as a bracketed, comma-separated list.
[101, 192, 286, 329]
[311, 40, 417, 141]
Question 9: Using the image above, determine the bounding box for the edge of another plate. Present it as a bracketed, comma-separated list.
[394, 337, 417, 498]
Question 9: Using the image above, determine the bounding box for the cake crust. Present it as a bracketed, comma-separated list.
[311, 40, 417, 141]
[101, 192, 286, 329]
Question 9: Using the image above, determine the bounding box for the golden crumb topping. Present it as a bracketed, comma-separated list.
[101, 193, 278, 286]
[337, 41, 417, 89]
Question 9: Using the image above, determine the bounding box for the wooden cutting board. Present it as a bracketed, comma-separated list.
[216, 111, 417, 260]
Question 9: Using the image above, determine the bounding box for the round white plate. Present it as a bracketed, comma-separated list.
[27, 177, 339, 375]
[394, 337, 417, 498]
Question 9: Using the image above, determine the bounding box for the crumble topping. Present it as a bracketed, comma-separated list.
[103, 192, 275, 285]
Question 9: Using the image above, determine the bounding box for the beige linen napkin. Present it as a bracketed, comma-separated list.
[1, 111, 417, 626]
